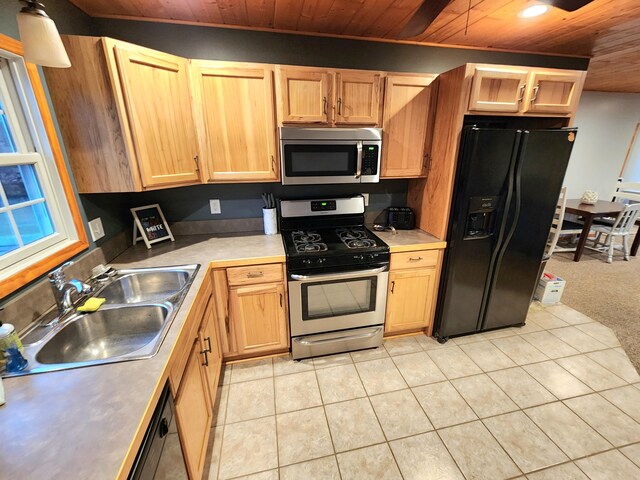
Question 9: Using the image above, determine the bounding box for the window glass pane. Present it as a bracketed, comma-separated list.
[0, 212, 20, 255]
[13, 202, 54, 245]
[0, 99, 17, 153]
[0, 164, 44, 205]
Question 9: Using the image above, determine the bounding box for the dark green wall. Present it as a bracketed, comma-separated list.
[93, 18, 588, 73]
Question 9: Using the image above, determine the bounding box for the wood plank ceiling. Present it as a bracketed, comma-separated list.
[69, 0, 640, 93]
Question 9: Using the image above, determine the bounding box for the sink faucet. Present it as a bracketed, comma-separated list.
[48, 261, 93, 315]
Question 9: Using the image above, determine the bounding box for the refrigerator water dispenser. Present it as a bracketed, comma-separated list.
[464, 196, 498, 239]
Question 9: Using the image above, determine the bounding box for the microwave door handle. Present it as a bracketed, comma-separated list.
[355, 141, 363, 179]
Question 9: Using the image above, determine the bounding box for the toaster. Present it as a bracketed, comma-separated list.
[387, 207, 416, 230]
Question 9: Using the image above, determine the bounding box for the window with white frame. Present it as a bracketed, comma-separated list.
[0, 53, 80, 278]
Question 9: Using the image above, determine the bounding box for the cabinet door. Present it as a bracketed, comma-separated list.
[113, 44, 200, 188]
[385, 268, 437, 334]
[468, 67, 528, 113]
[381, 75, 435, 178]
[524, 70, 583, 115]
[199, 297, 223, 403]
[175, 339, 212, 480]
[334, 71, 381, 125]
[230, 282, 289, 355]
[277, 67, 332, 124]
[191, 63, 279, 182]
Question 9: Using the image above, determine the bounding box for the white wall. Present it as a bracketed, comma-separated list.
[563, 91, 640, 199]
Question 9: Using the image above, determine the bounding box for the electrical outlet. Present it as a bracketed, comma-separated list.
[88, 217, 105, 242]
[209, 199, 221, 215]
[362, 193, 370, 206]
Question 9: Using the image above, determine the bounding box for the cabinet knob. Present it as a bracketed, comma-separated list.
[391, 280, 395, 294]
[323, 96, 327, 115]
[337, 97, 342, 115]
[193, 154, 200, 172]
[247, 271, 264, 278]
[409, 257, 423, 261]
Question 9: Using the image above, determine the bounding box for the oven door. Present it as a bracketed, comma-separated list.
[281, 140, 362, 185]
[288, 265, 389, 336]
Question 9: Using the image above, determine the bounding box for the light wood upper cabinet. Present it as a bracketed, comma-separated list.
[44, 36, 200, 192]
[467, 65, 585, 116]
[524, 70, 584, 115]
[190, 61, 279, 182]
[276, 67, 332, 124]
[335, 71, 381, 125]
[111, 42, 200, 188]
[385, 249, 443, 335]
[276, 66, 383, 126]
[381, 75, 437, 178]
[174, 339, 212, 480]
[468, 67, 529, 113]
[229, 282, 289, 356]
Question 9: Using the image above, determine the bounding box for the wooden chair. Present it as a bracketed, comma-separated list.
[548, 187, 584, 254]
[591, 203, 640, 263]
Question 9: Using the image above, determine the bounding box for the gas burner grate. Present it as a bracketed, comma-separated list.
[292, 230, 328, 253]
[337, 228, 377, 249]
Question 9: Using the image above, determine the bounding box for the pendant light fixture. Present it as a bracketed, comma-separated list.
[16, 1, 71, 68]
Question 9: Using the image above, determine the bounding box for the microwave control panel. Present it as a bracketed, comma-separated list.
[362, 145, 379, 176]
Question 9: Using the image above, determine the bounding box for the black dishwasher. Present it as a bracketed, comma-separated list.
[128, 383, 188, 480]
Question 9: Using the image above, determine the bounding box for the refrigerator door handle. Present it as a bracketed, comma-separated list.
[484, 133, 527, 294]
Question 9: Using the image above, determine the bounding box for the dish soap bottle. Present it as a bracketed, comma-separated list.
[0, 320, 24, 356]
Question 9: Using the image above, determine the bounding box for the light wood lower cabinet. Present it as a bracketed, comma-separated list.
[170, 274, 222, 480]
[212, 263, 290, 359]
[174, 339, 212, 480]
[230, 282, 289, 356]
[384, 249, 443, 335]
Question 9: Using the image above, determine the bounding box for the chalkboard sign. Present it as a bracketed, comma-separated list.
[131, 204, 174, 249]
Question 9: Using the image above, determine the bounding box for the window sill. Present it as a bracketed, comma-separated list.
[0, 238, 89, 299]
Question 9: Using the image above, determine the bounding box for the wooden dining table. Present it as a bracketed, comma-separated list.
[565, 199, 640, 261]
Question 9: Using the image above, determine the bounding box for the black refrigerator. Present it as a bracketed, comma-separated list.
[434, 125, 577, 341]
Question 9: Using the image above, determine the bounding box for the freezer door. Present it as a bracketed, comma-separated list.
[435, 127, 521, 338]
[482, 129, 577, 330]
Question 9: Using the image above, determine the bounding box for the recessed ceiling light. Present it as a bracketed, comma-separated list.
[518, 4, 550, 18]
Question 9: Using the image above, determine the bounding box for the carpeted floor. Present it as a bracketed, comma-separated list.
[546, 242, 640, 371]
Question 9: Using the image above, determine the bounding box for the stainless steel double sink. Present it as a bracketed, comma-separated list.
[4, 264, 199, 377]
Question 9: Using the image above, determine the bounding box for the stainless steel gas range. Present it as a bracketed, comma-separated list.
[280, 195, 389, 360]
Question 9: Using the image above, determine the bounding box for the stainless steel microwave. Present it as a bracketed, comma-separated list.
[280, 127, 382, 185]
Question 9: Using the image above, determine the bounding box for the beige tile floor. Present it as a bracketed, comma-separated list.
[205, 302, 640, 480]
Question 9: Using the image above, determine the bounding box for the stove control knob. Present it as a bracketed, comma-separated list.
[302, 259, 313, 265]
[353, 254, 364, 261]
[317, 258, 326, 264]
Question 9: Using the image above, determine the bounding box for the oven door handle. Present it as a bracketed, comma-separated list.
[296, 327, 383, 345]
[355, 140, 363, 179]
[290, 265, 388, 281]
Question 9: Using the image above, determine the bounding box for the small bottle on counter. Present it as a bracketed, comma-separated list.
[1, 318, 27, 374]
[0, 320, 24, 355]
[0, 375, 5, 406]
